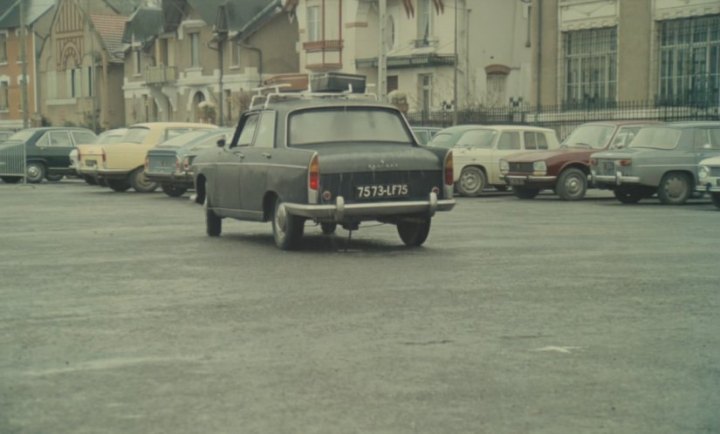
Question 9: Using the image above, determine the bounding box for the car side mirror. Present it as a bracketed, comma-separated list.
[216, 138, 226, 148]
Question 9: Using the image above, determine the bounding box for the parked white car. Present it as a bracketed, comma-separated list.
[697, 155, 720, 209]
[70, 128, 128, 184]
[428, 125, 560, 196]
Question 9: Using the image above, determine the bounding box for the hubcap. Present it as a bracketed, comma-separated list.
[27, 166, 40, 179]
[461, 172, 480, 191]
[275, 203, 287, 235]
[565, 175, 582, 195]
[665, 177, 685, 199]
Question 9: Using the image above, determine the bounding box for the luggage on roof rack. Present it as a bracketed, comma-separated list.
[310, 72, 366, 93]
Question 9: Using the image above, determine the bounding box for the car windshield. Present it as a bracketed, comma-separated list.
[456, 129, 496, 148]
[97, 130, 128, 144]
[124, 127, 151, 144]
[157, 130, 214, 148]
[562, 125, 615, 149]
[428, 133, 456, 148]
[629, 127, 682, 150]
[288, 108, 411, 145]
[8, 130, 36, 142]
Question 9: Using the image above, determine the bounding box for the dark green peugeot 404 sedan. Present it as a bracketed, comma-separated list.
[192, 77, 456, 250]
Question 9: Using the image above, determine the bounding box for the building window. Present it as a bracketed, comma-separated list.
[416, 0, 432, 47]
[387, 75, 398, 93]
[134, 49, 141, 75]
[419, 73, 432, 114]
[87, 66, 93, 97]
[307, 6, 321, 42]
[563, 27, 617, 108]
[658, 14, 720, 106]
[0, 32, 7, 64]
[231, 41, 241, 67]
[486, 73, 507, 107]
[0, 81, 8, 110]
[189, 33, 200, 67]
[158, 38, 169, 65]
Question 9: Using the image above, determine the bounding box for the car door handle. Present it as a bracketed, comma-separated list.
[261, 152, 271, 159]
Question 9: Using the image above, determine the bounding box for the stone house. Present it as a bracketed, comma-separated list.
[122, 0, 299, 126]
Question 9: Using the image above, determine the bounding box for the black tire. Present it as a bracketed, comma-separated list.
[205, 198, 221, 237]
[161, 183, 188, 198]
[130, 168, 158, 193]
[711, 193, 720, 209]
[512, 186, 540, 199]
[26, 162, 45, 183]
[556, 168, 587, 201]
[272, 197, 304, 250]
[46, 174, 63, 182]
[397, 217, 431, 247]
[495, 185, 508, 192]
[456, 166, 486, 197]
[83, 175, 97, 185]
[1, 176, 22, 184]
[320, 222, 337, 235]
[614, 188, 644, 204]
[658, 172, 691, 205]
[106, 179, 131, 192]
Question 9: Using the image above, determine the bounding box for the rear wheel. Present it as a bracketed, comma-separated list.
[556, 168, 587, 201]
[512, 186, 540, 199]
[107, 179, 131, 192]
[272, 198, 305, 250]
[205, 198, 222, 237]
[1, 176, 22, 184]
[456, 166, 486, 197]
[161, 183, 188, 198]
[711, 193, 720, 209]
[397, 217, 431, 247]
[130, 168, 158, 193]
[658, 172, 691, 205]
[26, 162, 45, 183]
[614, 188, 644, 204]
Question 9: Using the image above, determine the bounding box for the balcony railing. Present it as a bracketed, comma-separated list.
[145, 66, 178, 85]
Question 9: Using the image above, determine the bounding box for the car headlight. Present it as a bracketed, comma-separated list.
[499, 160, 509, 174]
[533, 161, 547, 174]
[698, 165, 709, 179]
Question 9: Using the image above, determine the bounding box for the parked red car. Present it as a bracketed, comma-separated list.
[500, 121, 659, 200]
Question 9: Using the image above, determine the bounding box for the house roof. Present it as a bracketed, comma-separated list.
[89, 13, 128, 62]
[0, 0, 55, 29]
[103, 0, 144, 16]
[186, 0, 283, 38]
[122, 7, 165, 45]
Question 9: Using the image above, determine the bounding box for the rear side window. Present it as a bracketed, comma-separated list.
[237, 114, 260, 146]
[72, 131, 96, 145]
[497, 132, 520, 150]
[165, 128, 193, 140]
[457, 130, 495, 148]
[49, 131, 72, 147]
[125, 128, 150, 144]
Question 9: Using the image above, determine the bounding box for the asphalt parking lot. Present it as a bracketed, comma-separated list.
[1, 179, 718, 434]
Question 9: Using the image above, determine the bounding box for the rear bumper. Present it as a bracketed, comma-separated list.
[284, 192, 455, 221]
[146, 172, 193, 186]
[504, 174, 557, 188]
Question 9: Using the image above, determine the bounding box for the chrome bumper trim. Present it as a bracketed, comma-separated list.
[284, 192, 455, 220]
[592, 171, 640, 186]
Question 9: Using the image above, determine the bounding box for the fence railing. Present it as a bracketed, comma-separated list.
[406, 100, 720, 141]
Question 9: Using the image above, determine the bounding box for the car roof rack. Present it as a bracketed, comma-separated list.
[249, 84, 378, 110]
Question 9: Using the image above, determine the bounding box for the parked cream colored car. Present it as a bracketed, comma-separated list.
[428, 125, 560, 196]
[77, 122, 216, 192]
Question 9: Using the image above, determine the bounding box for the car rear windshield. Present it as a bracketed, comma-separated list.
[428, 133, 455, 148]
[629, 127, 681, 150]
[562, 125, 615, 149]
[124, 127, 151, 144]
[288, 108, 412, 145]
[157, 130, 213, 148]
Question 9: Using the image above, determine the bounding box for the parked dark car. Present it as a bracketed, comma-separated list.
[590, 121, 720, 205]
[500, 121, 658, 200]
[0, 127, 97, 183]
[145, 128, 233, 197]
[411, 126, 442, 145]
[192, 84, 455, 250]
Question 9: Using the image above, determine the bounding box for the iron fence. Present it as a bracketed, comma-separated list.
[406, 100, 720, 141]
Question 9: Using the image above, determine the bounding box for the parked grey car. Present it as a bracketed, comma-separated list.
[590, 121, 720, 204]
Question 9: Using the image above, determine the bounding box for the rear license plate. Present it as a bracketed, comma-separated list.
[86, 160, 96, 167]
[508, 178, 525, 186]
[356, 184, 409, 199]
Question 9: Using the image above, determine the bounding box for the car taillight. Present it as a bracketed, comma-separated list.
[182, 157, 191, 171]
[102, 149, 107, 164]
[175, 157, 180, 171]
[309, 155, 319, 191]
[144, 156, 149, 171]
[618, 159, 632, 167]
[77, 149, 82, 162]
[444, 151, 454, 186]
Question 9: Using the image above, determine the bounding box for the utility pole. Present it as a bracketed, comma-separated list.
[377, 0, 387, 101]
[452, 0, 458, 125]
[19, 0, 29, 128]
